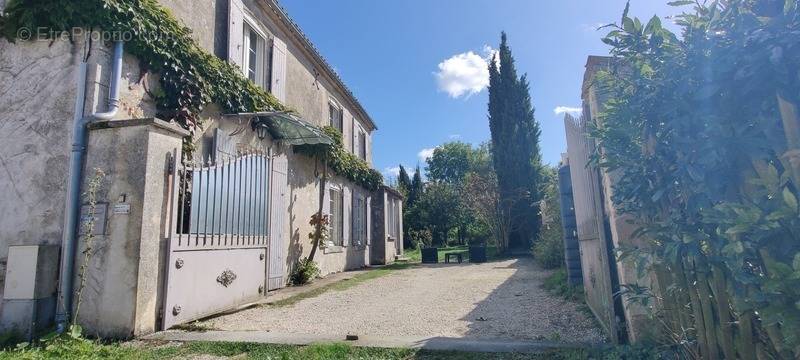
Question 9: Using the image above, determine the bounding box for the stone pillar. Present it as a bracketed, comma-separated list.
[75, 118, 188, 338]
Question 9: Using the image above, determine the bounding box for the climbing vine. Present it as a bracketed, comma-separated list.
[594, 1, 799, 358]
[0, 0, 382, 190]
[296, 127, 383, 191]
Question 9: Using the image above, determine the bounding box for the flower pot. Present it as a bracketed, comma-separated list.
[469, 246, 487, 263]
[421, 247, 439, 263]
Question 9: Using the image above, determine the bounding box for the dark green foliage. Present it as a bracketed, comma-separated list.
[596, 1, 800, 357]
[397, 165, 411, 196]
[533, 167, 564, 269]
[294, 127, 383, 191]
[408, 166, 424, 207]
[289, 257, 320, 286]
[487, 32, 544, 251]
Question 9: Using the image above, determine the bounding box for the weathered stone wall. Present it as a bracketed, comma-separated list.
[0, 39, 81, 304]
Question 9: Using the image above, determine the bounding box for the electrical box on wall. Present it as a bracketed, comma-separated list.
[0, 245, 60, 340]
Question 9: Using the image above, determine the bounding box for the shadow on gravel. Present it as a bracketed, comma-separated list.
[459, 257, 607, 345]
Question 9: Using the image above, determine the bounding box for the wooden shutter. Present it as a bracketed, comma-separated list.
[365, 195, 371, 245]
[271, 37, 287, 102]
[228, 0, 245, 68]
[342, 187, 350, 247]
[268, 153, 288, 290]
[213, 129, 237, 163]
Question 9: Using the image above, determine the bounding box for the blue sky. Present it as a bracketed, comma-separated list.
[280, 0, 682, 181]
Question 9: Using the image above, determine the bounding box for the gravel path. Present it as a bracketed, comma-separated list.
[202, 258, 606, 344]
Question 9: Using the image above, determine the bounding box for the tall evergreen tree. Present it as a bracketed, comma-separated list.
[408, 166, 424, 207]
[487, 32, 544, 252]
[397, 165, 412, 197]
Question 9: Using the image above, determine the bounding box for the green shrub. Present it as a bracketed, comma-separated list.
[533, 227, 564, 269]
[289, 258, 319, 285]
[533, 167, 564, 269]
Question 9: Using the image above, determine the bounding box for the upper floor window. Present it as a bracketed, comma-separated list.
[357, 129, 367, 160]
[242, 22, 271, 89]
[329, 103, 343, 133]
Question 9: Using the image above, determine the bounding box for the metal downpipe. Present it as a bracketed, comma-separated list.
[56, 41, 124, 332]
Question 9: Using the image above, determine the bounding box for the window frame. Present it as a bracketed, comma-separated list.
[241, 15, 271, 90]
[328, 186, 344, 247]
[351, 193, 368, 247]
[328, 100, 344, 133]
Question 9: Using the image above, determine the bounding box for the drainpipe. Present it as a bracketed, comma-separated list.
[56, 41, 124, 332]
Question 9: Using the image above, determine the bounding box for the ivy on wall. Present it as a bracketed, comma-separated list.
[296, 127, 383, 191]
[0, 0, 383, 190]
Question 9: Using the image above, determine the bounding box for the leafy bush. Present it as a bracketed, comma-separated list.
[533, 231, 564, 269]
[289, 258, 319, 286]
[533, 167, 564, 269]
[408, 228, 432, 249]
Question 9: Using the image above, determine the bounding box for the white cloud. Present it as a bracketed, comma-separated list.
[435, 46, 497, 99]
[448, 134, 461, 140]
[418, 147, 436, 162]
[384, 166, 401, 177]
[554, 106, 582, 116]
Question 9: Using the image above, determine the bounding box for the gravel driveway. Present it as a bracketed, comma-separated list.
[201, 258, 605, 344]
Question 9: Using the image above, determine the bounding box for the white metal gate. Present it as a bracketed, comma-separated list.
[162, 151, 270, 329]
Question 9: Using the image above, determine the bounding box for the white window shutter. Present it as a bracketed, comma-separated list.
[228, 0, 245, 69]
[366, 195, 371, 245]
[271, 37, 287, 102]
[343, 187, 350, 247]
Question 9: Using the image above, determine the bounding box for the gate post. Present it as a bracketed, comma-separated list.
[75, 118, 188, 338]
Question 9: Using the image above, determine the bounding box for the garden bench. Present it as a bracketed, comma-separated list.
[444, 252, 465, 264]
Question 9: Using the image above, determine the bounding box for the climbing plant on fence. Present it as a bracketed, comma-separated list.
[0, 0, 382, 190]
[594, 1, 799, 358]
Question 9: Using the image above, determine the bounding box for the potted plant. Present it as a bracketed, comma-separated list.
[412, 229, 437, 263]
[469, 238, 488, 263]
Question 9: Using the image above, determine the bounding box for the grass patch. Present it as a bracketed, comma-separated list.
[267, 263, 413, 307]
[542, 268, 584, 302]
[0, 338, 623, 359]
[403, 245, 504, 263]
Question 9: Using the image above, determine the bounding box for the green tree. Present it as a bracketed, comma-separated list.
[487, 32, 544, 252]
[408, 166, 423, 207]
[412, 182, 461, 246]
[397, 165, 411, 197]
[426, 142, 474, 184]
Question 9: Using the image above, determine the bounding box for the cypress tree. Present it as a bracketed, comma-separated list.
[487, 32, 543, 252]
[397, 165, 412, 197]
[408, 166, 424, 207]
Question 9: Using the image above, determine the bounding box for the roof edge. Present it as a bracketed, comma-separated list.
[263, 0, 377, 131]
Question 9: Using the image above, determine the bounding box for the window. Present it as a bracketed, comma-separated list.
[351, 195, 367, 246]
[387, 197, 400, 240]
[386, 197, 400, 239]
[329, 103, 343, 133]
[329, 188, 344, 247]
[242, 22, 271, 89]
[357, 129, 367, 160]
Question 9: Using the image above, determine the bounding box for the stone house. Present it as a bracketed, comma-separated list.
[0, 0, 402, 338]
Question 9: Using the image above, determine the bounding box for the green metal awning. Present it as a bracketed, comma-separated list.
[224, 111, 333, 146]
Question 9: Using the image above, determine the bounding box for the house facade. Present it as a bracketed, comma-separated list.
[0, 0, 401, 338]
